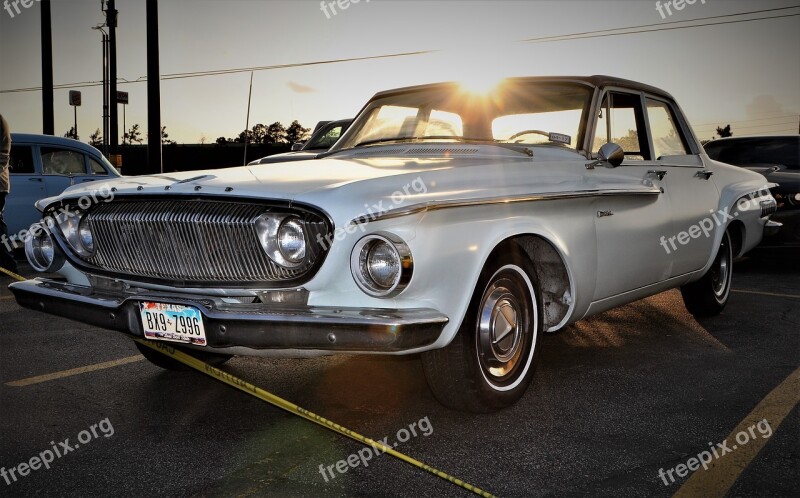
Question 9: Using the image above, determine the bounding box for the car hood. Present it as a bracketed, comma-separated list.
[44, 145, 651, 224]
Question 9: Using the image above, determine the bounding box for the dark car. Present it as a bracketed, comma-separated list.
[248, 119, 352, 165]
[704, 135, 800, 245]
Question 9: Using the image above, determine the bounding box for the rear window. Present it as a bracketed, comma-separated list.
[705, 137, 799, 170]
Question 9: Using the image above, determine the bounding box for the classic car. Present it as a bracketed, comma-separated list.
[5, 134, 120, 239]
[10, 76, 777, 412]
[704, 135, 799, 245]
[247, 119, 353, 165]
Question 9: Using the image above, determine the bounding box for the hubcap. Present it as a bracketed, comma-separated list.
[478, 280, 525, 379]
[711, 235, 731, 298]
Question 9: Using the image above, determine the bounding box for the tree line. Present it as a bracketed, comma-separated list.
[64, 120, 311, 147]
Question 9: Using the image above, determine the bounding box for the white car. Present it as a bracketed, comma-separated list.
[10, 76, 777, 412]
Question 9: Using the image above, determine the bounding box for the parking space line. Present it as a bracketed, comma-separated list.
[0, 295, 14, 301]
[673, 366, 800, 498]
[731, 289, 800, 299]
[5, 355, 144, 387]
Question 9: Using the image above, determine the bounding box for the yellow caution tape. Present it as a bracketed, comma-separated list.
[0, 266, 26, 282]
[134, 338, 497, 497]
[4, 266, 495, 496]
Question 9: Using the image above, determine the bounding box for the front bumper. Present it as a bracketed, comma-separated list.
[9, 279, 448, 353]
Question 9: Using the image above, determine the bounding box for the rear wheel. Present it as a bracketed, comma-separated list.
[134, 341, 233, 371]
[421, 247, 543, 412]
[680, 229, 733, 317]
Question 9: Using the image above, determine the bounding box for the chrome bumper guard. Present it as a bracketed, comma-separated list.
[9, 279, 448, 352]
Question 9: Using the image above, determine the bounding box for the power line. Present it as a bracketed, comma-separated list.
[520, 5, 799, 43]
[2, 7, 798, 94]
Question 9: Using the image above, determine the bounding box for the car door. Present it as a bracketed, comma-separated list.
[590, 90, 674, 300]
[643, 97, 718, 277]
[6, 143, 45, 237]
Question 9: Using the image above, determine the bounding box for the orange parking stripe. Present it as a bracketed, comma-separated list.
[5, 355, 144, 387]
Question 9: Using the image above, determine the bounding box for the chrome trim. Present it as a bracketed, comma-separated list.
[10, 279, 447, 352]
[350, 232, 413, 298]
[72, 199, 329, 286]
[350, 187, 662, 225]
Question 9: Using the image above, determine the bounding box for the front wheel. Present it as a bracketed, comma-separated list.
[680, 229, 733, 317]
[421, 248, 543, 412]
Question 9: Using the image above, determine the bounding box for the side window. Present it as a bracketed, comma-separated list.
[646, 99, 690, 158]
[41, 148, 87, 175]
[8, 145, 36, 174]
[594, 92, 650, 161]
[89, 157, 108, 175]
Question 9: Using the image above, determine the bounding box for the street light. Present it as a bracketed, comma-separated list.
[92, 24, 109, 157]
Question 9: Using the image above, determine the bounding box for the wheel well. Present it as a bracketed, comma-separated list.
[491, 235, 572, 332]
[727, 221, 745, 257]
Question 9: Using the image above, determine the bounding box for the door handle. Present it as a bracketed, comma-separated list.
[28, 177, 43, 182]
[647, 170, 667, 180]
[695, 170, 714, 180]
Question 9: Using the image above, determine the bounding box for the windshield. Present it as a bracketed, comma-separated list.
[335, 81, 592, 151]
[305, 121, 349, 150]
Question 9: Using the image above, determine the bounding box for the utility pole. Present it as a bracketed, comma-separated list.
[92, 25, 109, 156]
[146, 0, 162, 174]
[41, 0, 54, 135]
[106, 1, 119, 160]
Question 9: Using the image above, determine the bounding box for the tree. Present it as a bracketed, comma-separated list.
[715, 124, 732, 138]
[235, 129, 254, 144]
[199, 135, 208, 145]
[215, 136, 229, 145]
[285, 120, 310, 144]
[124, 124, 143, 145]
[251, 124, 267, 144]
[265, 121, 287, 144]
[88, 128, 103, 147]
[161, 126, 176, 145]
[64, 126, 78, 140]
[614, 129, 640, 155]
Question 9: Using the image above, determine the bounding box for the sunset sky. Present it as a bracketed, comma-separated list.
[1, 0, 798, 144]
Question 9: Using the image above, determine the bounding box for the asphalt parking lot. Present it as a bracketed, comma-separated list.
[0, 249, 798, 497]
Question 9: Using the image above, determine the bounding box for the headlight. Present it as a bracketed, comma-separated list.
[277, 217, 306, 263]
[350, 233, 413, 298]
[57, 211, 95, 258]
[255, 214, 308, 268]
[24, 224, 64, 272]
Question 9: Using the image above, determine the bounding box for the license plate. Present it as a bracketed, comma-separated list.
[139, 302, 207, 346]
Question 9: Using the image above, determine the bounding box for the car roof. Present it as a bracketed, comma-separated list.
[370, 75, 675, 101]
[10, 133, 106, 155]
[704, 135, 800, 145]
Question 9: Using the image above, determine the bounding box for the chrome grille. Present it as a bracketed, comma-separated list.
[83, 200, 329, 284]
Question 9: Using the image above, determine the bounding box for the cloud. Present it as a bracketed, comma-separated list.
[287, 81, 316, 94]
[745, 95, 786, 117]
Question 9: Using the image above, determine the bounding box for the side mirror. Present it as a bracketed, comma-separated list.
[585, 143, 625, 170]
[291, 143, 304, 151]
[598, 143, 624, 167]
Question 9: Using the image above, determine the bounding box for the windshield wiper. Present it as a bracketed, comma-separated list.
[322, 135, 534, 158]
